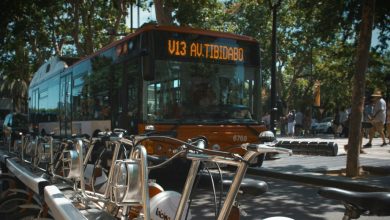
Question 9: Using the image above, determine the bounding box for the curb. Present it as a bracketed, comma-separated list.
[247, 167, 390, 192]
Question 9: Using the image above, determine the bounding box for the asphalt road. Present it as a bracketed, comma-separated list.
[187, 175, 388, 220]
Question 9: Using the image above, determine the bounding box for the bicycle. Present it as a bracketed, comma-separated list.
[318, 187, 390, 220]
[110, 134, 293, 220]
[0, 132, 93, 220]
[2, 128, 294, 220]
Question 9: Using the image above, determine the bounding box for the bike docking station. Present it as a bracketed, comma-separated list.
[275, 140, 338, 156]
[0, 130, 295, 220]
[2, 130, 390, 220]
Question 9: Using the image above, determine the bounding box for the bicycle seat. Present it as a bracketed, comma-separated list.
[222, 178, 268, 196]
[318, 187, 390, 216]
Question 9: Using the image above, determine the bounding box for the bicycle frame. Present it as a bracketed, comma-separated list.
[176, 144, 291, 220]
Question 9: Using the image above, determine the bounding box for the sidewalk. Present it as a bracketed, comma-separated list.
[250, 136, 390, 192]
[1, 137, 389, 193]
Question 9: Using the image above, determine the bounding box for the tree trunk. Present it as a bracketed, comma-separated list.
[346, 0, 375, 177]
[154, 0, 173, 25]
[72, 0, 81, 55]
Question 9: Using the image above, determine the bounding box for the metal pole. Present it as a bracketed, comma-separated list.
[270, 1, 280, 134]
[130, 3, 133, 33]
[137, 0, 140, 28]
[175, 159, 201, 220]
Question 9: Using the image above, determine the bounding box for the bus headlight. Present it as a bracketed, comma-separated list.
[145, 125, 155, 131]
[258, 131, 275, 143]
[111, 159, 142, 205]
[194, 139, 206, 149]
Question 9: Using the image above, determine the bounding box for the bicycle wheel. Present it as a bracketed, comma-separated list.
[0, 192, 37, 219]
[0, 174, 25, 200]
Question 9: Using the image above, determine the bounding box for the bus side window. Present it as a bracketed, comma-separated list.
[141, 31, 155, 81]
[94, 99, 102, 119]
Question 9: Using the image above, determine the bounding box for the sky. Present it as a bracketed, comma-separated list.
[125, 4, 156, 29]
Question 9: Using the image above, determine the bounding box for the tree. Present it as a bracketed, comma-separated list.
[0, 0, 388, 126]
[346, 0, 375, 177]
[153, 0, 223, 27]
[0, 0, 52, 112]
[153, 0, 174, 25]
[63, 0, 130, 56]
[0, 0, 131, 112]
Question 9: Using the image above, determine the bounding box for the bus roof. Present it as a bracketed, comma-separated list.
[30, 56, 80, 88]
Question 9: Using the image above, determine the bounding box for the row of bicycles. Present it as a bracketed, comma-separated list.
[1, 129, 390, 220]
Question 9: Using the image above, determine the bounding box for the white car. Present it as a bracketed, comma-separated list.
[311, 117, 334, 134]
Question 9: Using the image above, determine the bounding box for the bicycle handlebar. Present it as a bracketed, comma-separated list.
[243, 143, 293, 155]
[127, 135, 292, 169]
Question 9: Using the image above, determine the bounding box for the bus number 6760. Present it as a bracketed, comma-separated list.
[232, 135, 247, 142]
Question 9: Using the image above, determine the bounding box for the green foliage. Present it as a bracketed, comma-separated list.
[0, 0, 130, 111]
[217, 0, 388, 118]
[0, 0, 389, 116]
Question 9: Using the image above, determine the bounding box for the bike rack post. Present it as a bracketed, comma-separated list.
[131, 145, 150, 220]
[175, 158, 201, 220]
[104, 139, 121, 198]
[218, 151, 256, 220]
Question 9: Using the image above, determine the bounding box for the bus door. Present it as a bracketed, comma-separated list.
[113, 60, 139, 133]
[126, 60, 140, 134]
[59, 74, 72, 136]
[30, 88, 39, 131]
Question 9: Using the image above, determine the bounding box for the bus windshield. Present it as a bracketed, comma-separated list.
[145, 60, 258, 124]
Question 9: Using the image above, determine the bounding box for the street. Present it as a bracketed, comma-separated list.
[188, 175, 388, 220]
[185, 136, 390, 220]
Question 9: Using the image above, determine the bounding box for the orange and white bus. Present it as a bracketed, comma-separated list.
[28, 24, 268, 166]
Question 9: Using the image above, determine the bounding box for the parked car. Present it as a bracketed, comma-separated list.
[2, 112, 28, 146]
[311, 117, 334, 134]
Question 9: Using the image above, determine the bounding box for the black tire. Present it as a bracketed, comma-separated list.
[0, 193, 29, 214]
[0, 192, 38, 219]
[0, 174, 25, 200]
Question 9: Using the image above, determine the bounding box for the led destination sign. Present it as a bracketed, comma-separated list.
[153, 31, 259, 66]
[167, 40, 244, 62]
